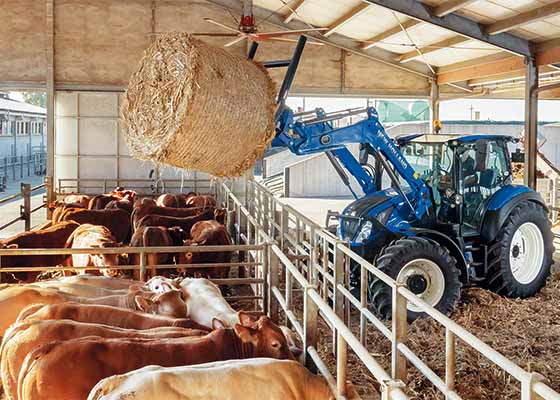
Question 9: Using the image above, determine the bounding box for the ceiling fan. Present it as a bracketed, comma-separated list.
[196, 0, 326, 47]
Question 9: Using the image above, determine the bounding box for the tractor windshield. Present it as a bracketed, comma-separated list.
[400, 142, 454, 190]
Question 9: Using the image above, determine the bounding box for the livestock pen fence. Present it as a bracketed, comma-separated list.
[241, 179, 560, 400]
[0, 176, 558, 399]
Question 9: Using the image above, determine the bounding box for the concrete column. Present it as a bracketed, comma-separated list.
[430, 80, 440, 134]
[524, 56, 539, 190]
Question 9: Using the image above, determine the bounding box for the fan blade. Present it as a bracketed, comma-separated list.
[191, 32, 240, 37]
[204, 18, 241, 34]
[263, 37, 324, 46]
[224, 35, 248, 47]
[254, 28, 328, 37]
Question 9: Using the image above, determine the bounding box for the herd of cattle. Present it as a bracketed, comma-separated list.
[0, 188, 233, 282]
[0, 188, 336, 399]
[0, 275, 334, 399]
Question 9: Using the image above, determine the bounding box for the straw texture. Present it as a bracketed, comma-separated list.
[121, 33, 276, 177]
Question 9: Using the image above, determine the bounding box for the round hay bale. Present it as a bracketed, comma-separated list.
[121, 33, 276, 177]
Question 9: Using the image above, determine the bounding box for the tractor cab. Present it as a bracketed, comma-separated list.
[397, 134, 515, 236]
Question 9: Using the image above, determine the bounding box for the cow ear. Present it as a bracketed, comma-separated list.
[238, 311, 257, 328]
[135, 295, 153, 313]
[7, 244, 18, 249]
[212, 318, 226, 330]
[172, 277, 182, 286]
[233, 324, 257, 343]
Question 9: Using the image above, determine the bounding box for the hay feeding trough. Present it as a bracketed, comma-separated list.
[121, 33, 276, 177]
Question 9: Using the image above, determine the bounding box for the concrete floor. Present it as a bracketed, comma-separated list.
[279, 197, 353, 227]
[0, 175, 47, 239]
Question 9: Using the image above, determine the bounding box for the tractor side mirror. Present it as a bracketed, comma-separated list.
[511, 149, 525, 163]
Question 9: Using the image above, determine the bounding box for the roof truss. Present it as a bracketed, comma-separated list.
[363, 0, 533, 57]
[486, 2, 560, 35]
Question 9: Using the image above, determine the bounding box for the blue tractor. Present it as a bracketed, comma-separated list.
[261, 37, 554, 320]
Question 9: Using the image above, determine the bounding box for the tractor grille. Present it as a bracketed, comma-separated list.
[339, 195, 389, 241]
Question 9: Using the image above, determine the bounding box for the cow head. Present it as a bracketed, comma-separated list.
[135, 289, 187, 318]
[146, 276, 180, 293]
[232, 312, 295, 360]
[91, 241, 122, 277]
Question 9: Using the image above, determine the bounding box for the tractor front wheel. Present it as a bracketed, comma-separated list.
[369, 237, 461, 321]
[484, 201, 553, 298]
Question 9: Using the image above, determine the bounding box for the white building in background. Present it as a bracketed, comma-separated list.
[263, 120, 560, 198]
[0, 93, 46, 158]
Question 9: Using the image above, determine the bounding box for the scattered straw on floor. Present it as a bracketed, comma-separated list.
[290, 274, 560, 399]
[121, 33, 276, 177]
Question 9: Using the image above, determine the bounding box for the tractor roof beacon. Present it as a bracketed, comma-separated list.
[260, 37, 554, 321]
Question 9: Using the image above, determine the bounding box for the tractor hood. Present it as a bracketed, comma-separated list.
[339, 190, 395, 242]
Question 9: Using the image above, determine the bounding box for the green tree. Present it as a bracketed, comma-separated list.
[22, 92, 47, 108]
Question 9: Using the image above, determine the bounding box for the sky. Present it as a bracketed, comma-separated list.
[287, 96, 560, 123]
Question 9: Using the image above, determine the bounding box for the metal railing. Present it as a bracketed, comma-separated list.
[246, 179, 560, 400]
[0, 176, 52, 232]
[0, 152, 46, 189]
[57, 178, 217, 197]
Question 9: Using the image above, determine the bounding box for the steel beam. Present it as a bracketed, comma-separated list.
[363, 0, 533, 57]
[46, 0, 55, 202]
[205, 0, 434, 78]
[430, 80, 440, 133]
[524, 57, 539, 190]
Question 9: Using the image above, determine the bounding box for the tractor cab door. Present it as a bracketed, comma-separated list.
[458, 139, 512, 234]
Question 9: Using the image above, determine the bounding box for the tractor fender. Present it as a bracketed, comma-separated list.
[408, 228, 469, 284]
[479, 190, 547, 242]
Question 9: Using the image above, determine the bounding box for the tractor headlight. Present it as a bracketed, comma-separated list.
[355, 221, 373, 244]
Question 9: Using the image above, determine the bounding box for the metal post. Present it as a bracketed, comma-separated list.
[139, 251, 146, 282]
[261, 243, 269, 313]
[336, 332, 348, 397]
[430, 80, 440, 134]
[360, 263, 367, 345]
[392, 284, 408, 382]
[3, 158, 7, 181]
[269, 248, 279, 323]
[524, 56, 539, 190]
[20, 183, 31, 231]
[45, 176, 55, 219]
[445, 329, 456, 396]
[303, 286, 318, 371]
[27, 155, 30, 176]
[333, 242, 346, 355]
[281, 205, 289, 251]
[20, 155, 23, 178]
[12, 156, 15, 180]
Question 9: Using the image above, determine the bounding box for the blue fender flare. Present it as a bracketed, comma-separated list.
[479, 186, 548, 243]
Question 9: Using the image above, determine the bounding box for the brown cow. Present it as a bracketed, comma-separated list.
[0, 221, 79, 282]
[59, 208, 130, 243]
[64, 195, 91, 208]
[136, 209, 216, 233]
[156, 194, 187, 208]
[0, 286, 67, 336]
[104, 199, 133, 214]
[186, 195, 217, 208]
[1, 320, 205, 400]
[65, 289, 188, 318]
[179, 220, 232, 279]
[131, 204, 212, 231]
[17, 302, 207, 331]
[65, 224, 122, 277]
[31, 281, 130, 298]
[58, 275, 143, 290]
[88, 195, 118, 210]
[129, 227, 187, 279]
[19, 315, 293, 400]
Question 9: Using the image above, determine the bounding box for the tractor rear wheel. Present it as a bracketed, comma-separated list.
[369, 237, 461, 321]
[483, 201, 553, 298]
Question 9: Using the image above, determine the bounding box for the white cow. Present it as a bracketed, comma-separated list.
[88, 358, 334, 400]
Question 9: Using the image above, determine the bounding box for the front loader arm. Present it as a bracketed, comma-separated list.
[272, 107, 432, 220]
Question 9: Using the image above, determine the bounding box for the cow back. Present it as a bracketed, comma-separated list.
[61, 209, 130, 243]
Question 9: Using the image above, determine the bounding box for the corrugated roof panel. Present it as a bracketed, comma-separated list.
[464, 1, 517, 20]
[520, 20, 560, 38]
[376, 24, 458, 54]
[334, 5, 407, 41]
[488, 0, 542, 13]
